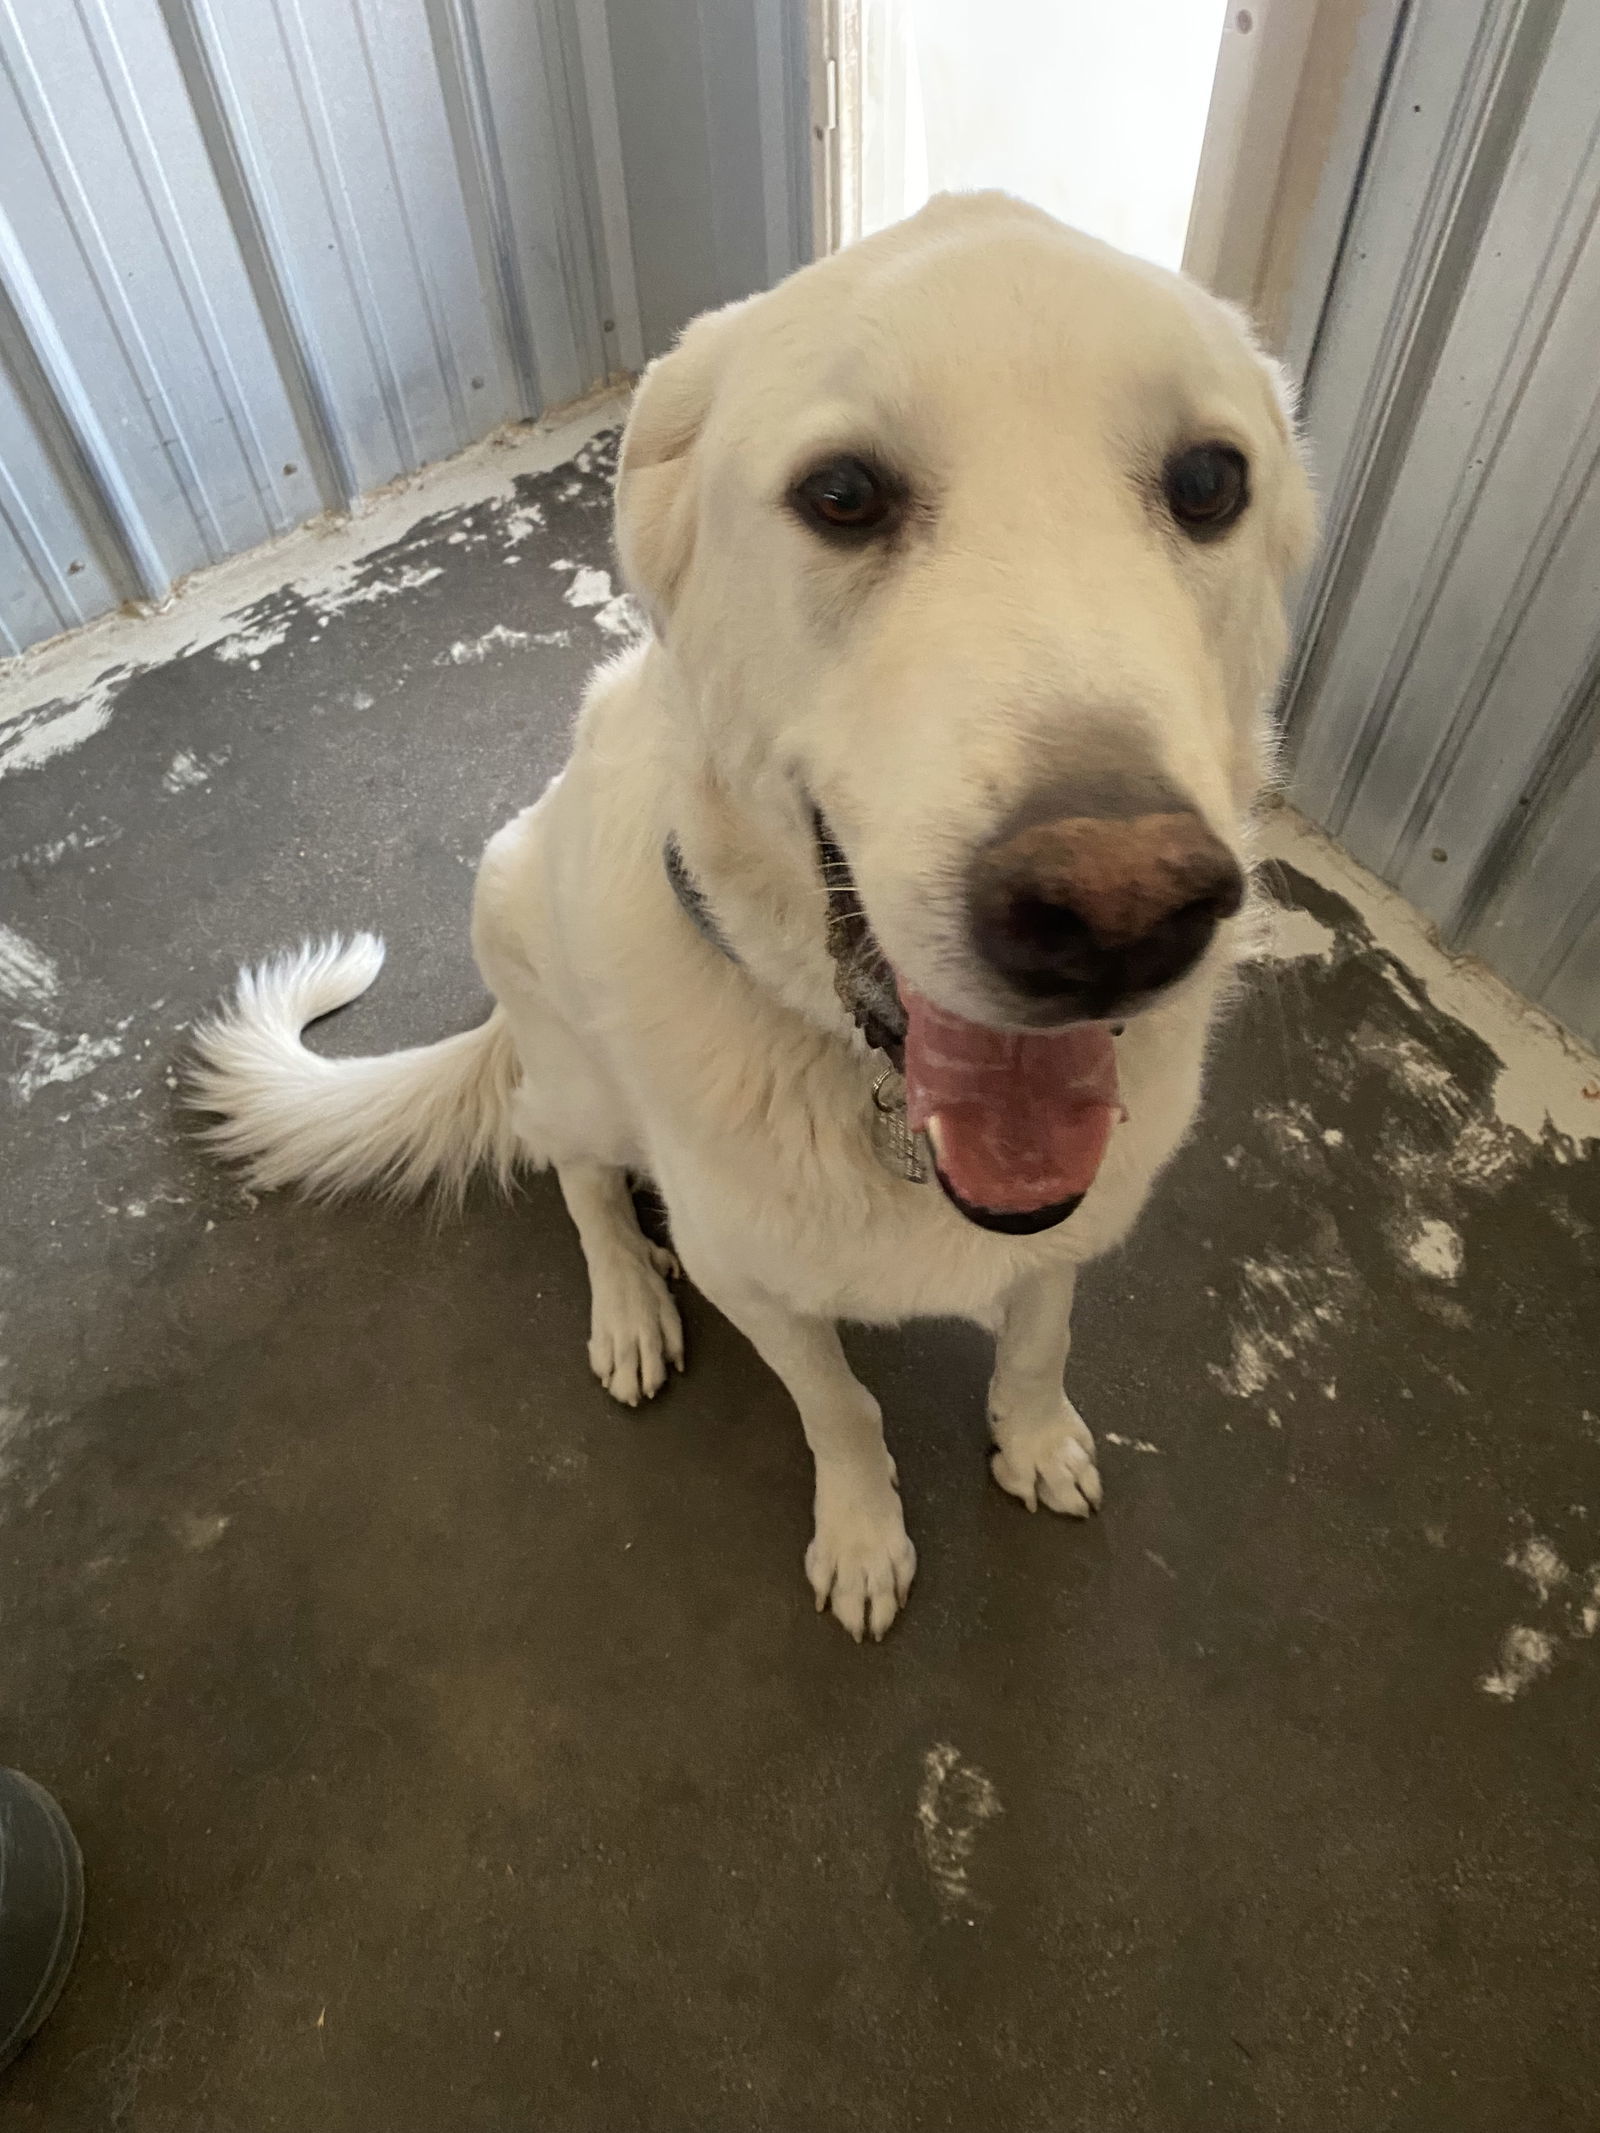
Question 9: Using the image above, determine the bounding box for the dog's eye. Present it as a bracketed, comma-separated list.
[1163, 444, 1249, 537]
[791, 456, 895, 538]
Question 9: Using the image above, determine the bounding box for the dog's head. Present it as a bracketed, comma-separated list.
[617, 193, 1316, 1227]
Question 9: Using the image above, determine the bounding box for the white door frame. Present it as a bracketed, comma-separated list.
[807, 0, 858, 258]
[812, 0, 1405, 380]
[1184, 0, 1410, 374]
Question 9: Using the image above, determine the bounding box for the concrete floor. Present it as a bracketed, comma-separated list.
[3, 412, 1599, 2133]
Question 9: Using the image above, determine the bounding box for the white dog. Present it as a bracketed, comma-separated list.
[193, 193, 1314, 1640]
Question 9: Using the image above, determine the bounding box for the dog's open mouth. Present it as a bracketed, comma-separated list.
[900, 989, 1119, 1233]
[816, 815, 1121, 1234]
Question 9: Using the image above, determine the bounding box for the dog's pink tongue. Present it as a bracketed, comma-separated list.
[902, 988, 1120, 1214]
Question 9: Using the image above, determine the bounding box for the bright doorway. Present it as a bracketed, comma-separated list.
[837, 0, 1230, 268]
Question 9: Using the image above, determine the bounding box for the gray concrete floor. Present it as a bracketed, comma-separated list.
[3, 418, 1599, 2133]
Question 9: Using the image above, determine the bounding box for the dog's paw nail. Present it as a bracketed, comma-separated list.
[991, 1421, 1100, 1519]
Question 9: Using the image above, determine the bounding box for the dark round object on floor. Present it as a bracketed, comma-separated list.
[0, 1768, 84, 2072]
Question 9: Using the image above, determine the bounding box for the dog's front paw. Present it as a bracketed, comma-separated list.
[805, 1471, 917, 1642]
[587, 1254, 684, 1406]
[989, 1397, 1102, 1516]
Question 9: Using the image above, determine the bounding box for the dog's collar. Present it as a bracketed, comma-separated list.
[663, 833, 739, 963]
[661, 819, 931, 1184]
[812, 815, 909, 1069]
[663, 816, 906, 1056]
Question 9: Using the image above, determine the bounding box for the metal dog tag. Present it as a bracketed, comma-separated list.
[870, 1064, 933, 1185]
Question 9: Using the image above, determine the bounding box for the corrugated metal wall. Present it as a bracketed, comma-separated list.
[6, 0, 1594, 1043]
[1286, 0, 1600, 1047]
[0, 0, 811, 658]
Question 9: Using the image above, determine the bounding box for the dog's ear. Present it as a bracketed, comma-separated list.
[616, 298, 751, 627]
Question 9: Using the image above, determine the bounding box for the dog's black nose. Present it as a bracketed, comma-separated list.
[970, 802, 1244, 1014]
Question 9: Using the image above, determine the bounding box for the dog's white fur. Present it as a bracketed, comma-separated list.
[193, 195, 1314, 1640]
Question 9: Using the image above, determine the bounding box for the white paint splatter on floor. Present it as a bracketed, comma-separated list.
[1478, 1526, 1600, 1699]
[213, 620, 290, 664]
[1255, 1099, 1321, 1159]
[592, 595, 645, 640]
[560, 565, 646, 643]
[10, 1024, 125, 1103]
[0, 665, 131, 777]
[916, 1743, 1002, 1917]
[440, 624, 572, 665]
[563, 565, 614, 609]
[305, 561, 443, 618]
[1209, 1246, 1357, 1404]
[1103, 1432, 1162, 1453]
[1506, 1534, 1570, 1604]
[1355, 1026, 1460, 1107]
[502, 499, 546, 542]
[5, 825, 115, 868]
[1403, 1217, 1464, 1282]
[1481, 1626, 1558, 1702]
[163, 750, 212, 793]
[0, 925, 59, 1008]
[1212, 1334, 1272, 1399]
[1250, 903, 1339, 964]
[444, 624, 532, 662]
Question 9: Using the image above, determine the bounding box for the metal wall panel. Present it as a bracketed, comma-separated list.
[1286, 0, 1600, 1048]
[0, 336, 121, 656]
[606, 0, 812, 358]
[0, 0, 327, 597]
[0, 0, 812, 656]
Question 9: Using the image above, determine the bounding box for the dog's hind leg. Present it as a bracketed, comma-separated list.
[556, 1159, 684, 1408]
[987, 1265, 1102, 1517]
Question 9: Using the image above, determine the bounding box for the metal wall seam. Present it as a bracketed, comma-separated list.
[0, 0, 329, 584]
[1278, 0, 1413, 390]
[695, 0, 770, 314]
[0, 203, 170, 601]
[753, 0, 802, 287]
[571, 0, 646, 375]
[1456, 645, 1600, 975]
[254, 0, 429, 476]
[1, 0, 338, 606]
[156, 0, 356, 510]
[0, 0, 795, 660]
[1, 9, 194, 587]
[1305, 9, 1600, 889]
[455, 0, 605, 413]
[1463, 674, 1600, 1046]
[1281, 0, 1600, 1042]
[191, 0, 511, 493]
[344, 0, 488, 452]
[537, 0, 629, 392]
[80, 0, 299, 544]
[1388, 276, 1600, 923]
[1350, 43, 1600, 893]
[1283, 0, 1556, 812]
[0, 352, 123, 652]
[423, 0, 545, 419]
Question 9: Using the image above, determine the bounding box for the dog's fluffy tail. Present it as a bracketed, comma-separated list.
[189, 935, 520, 1205]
